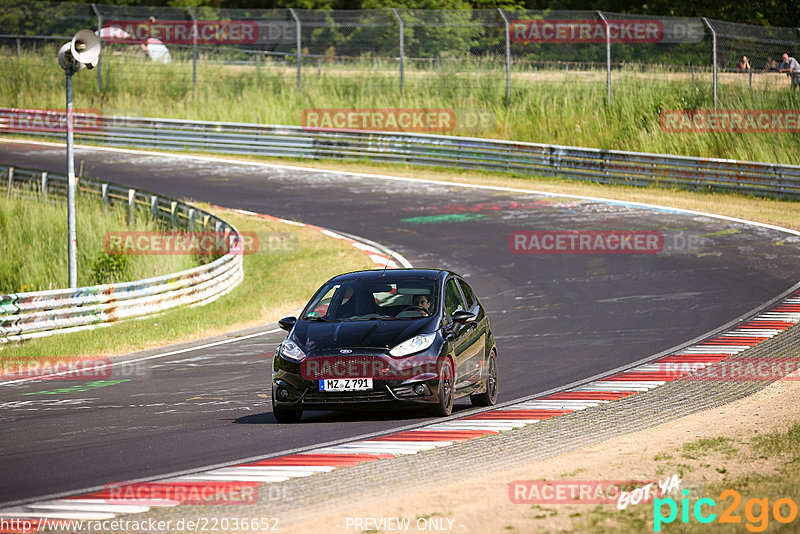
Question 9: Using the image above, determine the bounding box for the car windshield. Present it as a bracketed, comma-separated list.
[302, 278, 438, 322]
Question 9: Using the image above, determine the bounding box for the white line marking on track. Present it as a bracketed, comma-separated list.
[0, 328, 282, 386]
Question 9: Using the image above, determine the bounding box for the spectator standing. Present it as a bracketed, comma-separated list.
[779, 53, 800, 90]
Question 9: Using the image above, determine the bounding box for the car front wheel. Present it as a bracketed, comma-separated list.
[433, 358, 454, 416]
[272, 400, 303, 423]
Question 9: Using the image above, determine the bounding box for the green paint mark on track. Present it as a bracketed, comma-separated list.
[22, 379, 132, 396]
[401, 213, 486, 224]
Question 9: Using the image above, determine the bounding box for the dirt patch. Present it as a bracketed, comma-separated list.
[283, 377, 800, 533]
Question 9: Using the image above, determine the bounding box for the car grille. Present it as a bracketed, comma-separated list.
[303, 387, 393, 404]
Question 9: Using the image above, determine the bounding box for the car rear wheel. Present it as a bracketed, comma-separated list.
[433, 358, 454, 417]
[272, 401, 303, 424]
[471, 350, 498, 407]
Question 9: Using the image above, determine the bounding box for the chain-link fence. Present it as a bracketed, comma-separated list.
[1, 2, 799, 107]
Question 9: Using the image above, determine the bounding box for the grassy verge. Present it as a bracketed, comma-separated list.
[2, 49, 799, 165]
[0, 204, 374, 364]
[569, 422, 800, 533]
[0, 194, 197, 292]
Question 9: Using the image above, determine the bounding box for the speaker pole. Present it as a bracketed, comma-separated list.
[65, 63, 77, 288]
[58, 29, 99, 288]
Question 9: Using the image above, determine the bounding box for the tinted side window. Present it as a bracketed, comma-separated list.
[457, 279, 477, 309]
[444, 279, 466, 322]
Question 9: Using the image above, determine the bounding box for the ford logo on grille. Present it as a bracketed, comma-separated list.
[339, 349, 353, 354]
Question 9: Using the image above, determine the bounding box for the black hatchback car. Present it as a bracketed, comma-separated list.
[271, 269, 497, 423]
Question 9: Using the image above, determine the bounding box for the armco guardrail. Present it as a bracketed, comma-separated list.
[0, 164, 243, 343]
[2, 110, 799, 199]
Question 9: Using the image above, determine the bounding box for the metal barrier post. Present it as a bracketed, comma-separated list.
[16, 38, 21, 57]
[188, 208, 196, 231]
[597, 11, 611, 103]
[41, 171, 48, 200]
[6, 167, 13, 197]
[187, 6, 198, 92]
[289, 8, 301, 90]
[128, 188, 136, 225]
[151, 194, 158, 220]
[498, 9, 511, 107]
[702, 18, 717, 110]
[392, 8, 404, 93]
[91, 3, 102, 91]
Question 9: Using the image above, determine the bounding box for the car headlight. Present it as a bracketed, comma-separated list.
[389, 333, 436, 357]
[279, 340, 307, 362]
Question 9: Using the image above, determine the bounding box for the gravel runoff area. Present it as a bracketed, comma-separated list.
[94, 320, 800, 534]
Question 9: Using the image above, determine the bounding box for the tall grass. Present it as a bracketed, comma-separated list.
[0, 193, 197, 292]
[1, 48, 798, 164]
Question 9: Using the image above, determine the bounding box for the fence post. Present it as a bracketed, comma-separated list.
[170, 201, 178, 228]
[702, 18, 717, 110]
[187, 6, 198, 93]
[289, 8, 301, 90]
[101, 183, 108, 211]
[128, 188, 136, 225]
[6, 167, 13, 197]
[597, 11, 611, 103]
[498, 8, 511, 107]
[151, 195, 159, 220]
[91, 3, 102, 91]
[392, 8, 404, 93]
[188, 208, 196, 231]
[16, 38, 21, 57]
[41, 172, 48, 200]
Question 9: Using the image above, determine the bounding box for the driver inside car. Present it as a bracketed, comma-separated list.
[412, 294, 431, 316]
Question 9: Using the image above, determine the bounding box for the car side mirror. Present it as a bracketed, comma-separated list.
[278, 316, 297, 331]
[452, 310, 476, 325]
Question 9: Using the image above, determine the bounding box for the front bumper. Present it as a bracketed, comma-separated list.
[272, 350, 442, 410]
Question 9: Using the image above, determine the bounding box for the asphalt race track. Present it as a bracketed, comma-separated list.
[2, 141, 800, 506]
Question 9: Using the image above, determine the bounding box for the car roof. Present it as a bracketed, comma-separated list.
[328, 268, 452, 284]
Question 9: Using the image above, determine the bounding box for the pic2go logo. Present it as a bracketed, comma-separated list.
[653, 489, 799, 532]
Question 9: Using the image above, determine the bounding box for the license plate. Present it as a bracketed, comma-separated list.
[319, 378, 373, 391]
